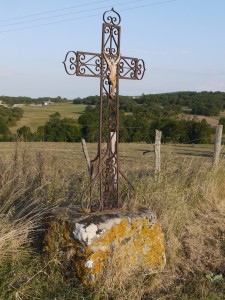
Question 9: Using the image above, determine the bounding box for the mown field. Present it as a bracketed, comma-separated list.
[10, 103, 86, 133]
[0, 142, 218, 173]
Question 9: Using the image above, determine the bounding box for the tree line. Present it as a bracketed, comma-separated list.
[78, 105, 213, 144]
[1, 91, 225, 143]
[74, 91, 225, 116]
[0, 106, 23, 141]
[0, 96, 68, 106]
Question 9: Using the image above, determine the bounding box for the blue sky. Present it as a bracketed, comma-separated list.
[0, 0, 225, 98]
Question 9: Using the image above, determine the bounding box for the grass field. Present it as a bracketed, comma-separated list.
[181, 110, 223, 127]
[10, 103, 86, 133]
[0, 141, 224, 299]
[0, 142, 217, 173]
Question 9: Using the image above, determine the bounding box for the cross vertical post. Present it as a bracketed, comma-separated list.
[63, 8, 146, 212]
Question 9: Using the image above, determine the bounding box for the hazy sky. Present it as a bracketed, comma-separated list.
[0, 0, 225, 98]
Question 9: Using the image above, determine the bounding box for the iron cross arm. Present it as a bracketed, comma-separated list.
[63, 51, 146, 80]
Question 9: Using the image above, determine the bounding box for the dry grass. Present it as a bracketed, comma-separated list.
[0, 142, 84, 266]
[0, 210, 37, 264]
[0, 146, 45, 265]
[0, 142, 217, 173]
[0, 142, 224, 299]
[183, 114, 220, 127]
[95, 150, 225, 299]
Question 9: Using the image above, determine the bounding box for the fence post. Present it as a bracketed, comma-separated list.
[81, 139, 91, 175]
[154, 130, 162, 173]
[212, 125, 223, 168]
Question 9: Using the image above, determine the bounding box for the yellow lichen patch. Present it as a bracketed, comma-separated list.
[43, 208, 166, 288]
[127, 222, 166, 270]
[78, 219, 165, 286]
[88, 251, 109, 274]
[93, 218, 128, 247]
[104, 220, 166, 275]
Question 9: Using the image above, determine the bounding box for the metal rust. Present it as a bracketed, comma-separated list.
[63, 8, 146, 212]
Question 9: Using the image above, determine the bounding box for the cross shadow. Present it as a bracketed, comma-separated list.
[136, 149, 154, 155]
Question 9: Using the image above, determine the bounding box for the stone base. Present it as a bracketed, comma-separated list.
[44, 207, 166, 287]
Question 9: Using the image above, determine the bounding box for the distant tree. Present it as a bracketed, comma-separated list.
[149, 118, 211, 144]
[49, 112, 61, 121]
[35, 126, 45, 141]
[0, 106, 23, 126]
[0, 117, 9, 134]
[17, 126, 32, 141]
[73, 97, 82, 104]
[187, 119, 211, 143]
[219, 117, 225, 133]
[36, 113, 81, 142]
[78, 106, 99, 142]
[0, 117, 11, 141]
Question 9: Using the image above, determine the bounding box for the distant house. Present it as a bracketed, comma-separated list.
[42, 100, 55, 106]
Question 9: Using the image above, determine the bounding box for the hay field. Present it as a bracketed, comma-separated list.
[10, 103, 86, 133]
[0, 142, 217, 174]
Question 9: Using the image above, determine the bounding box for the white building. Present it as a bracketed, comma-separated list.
[42, 100, 55, 106]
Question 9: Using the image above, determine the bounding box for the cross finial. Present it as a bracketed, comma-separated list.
[103, 7, 121, 25]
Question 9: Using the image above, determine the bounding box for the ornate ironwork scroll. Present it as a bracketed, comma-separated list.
[63, 51, 77, 75]
[63, 8, 146, 212]
[119, 57, 146, 80]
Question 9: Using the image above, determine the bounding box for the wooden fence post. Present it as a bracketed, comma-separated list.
[212, 125, 223, 168]
[154, 130, 162, 173]
[81, 139, 91, 175]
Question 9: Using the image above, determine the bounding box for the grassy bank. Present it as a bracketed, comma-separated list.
[0, 142, 224, 299]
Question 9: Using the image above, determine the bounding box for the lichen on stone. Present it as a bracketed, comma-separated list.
[43, 207, 166, 287]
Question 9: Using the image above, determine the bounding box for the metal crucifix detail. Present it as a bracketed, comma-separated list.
[63, 8, 145, 212]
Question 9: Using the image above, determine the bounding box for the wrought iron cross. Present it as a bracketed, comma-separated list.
[63, 8, 145, 212]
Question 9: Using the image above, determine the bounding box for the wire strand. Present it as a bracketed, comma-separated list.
[0, 0, 148, 28]
[0, 0, 178, 34]
[0, 0, 111, 23]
